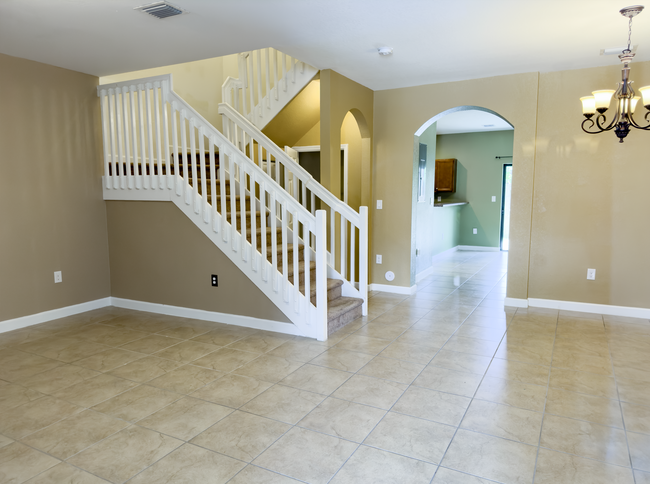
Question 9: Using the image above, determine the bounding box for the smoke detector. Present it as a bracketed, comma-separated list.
[135, 2, 187, 19]
[378, 47, 393, 56]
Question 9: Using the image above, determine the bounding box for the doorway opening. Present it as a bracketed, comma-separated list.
[500, 164, 512, 251]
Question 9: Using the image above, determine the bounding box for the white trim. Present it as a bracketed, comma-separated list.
[457, 245, 501, 251]
[292, 144, 349, 204]
[504, 297, 529, 308]
[111, 298, 301, 336]
[415, 266, 435, 283]
[528, 298, 650, 319]
[0, 298, 112, 334]
[431, 246, 460, 261]
[369, 283, 418, 295]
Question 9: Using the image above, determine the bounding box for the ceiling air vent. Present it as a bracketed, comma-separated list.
[135, 2, 186, 19]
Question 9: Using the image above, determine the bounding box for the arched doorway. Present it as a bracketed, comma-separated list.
[411, 106, 515, 284]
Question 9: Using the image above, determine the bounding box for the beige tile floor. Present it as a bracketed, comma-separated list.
[1, 251, 649, 483]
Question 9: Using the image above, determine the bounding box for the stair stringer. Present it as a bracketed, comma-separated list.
[102, 179, 320, 339]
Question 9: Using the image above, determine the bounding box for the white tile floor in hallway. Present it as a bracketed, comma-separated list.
[1, 250, 649, 483]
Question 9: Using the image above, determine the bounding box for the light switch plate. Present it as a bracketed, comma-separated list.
[472, 228, 478, 235]
[377, 200, 382, 209]
[492, 196, 497, 202]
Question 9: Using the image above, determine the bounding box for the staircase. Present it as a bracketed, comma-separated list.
[97, 50, 367, 341]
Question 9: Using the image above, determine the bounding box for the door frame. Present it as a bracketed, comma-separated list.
[287, 145, 349, 204]
[500, 163, 513, 251]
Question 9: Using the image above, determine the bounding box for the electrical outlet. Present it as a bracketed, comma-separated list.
[376, 255, 382, 264]
[376, 200, 382, 209]
[437, 196, 441, 202]
[472, 228, 478, 235]
[211, 274, 218, 287]
[54, 271, 62, 283]
[587, 268, 596, 280]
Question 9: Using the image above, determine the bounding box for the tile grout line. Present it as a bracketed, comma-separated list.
[530, 309, 559, 484]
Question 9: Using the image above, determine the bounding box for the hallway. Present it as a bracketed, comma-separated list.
[0, 251, 648, 483]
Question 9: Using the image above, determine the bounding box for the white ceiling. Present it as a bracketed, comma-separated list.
[436, 110, 514, 135]
[1, 0, 649, 91]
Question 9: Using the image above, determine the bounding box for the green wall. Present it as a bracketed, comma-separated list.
[436, 130, 514, 248]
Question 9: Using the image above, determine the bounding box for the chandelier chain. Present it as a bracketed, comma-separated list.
[626, 16, 633, 53]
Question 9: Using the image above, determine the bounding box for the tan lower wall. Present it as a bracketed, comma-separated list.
[0, 53, 111, 322]
[106, 201, 290, 322]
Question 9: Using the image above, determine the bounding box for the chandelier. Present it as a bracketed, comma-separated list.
[580, 5, 650, 143]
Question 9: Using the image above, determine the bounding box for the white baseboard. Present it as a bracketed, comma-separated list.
[111, 298, 301, 336]
[415, 266, 435, 284]
[528, 298, 650, 319]
[504, 297, 529, 308]
[0, 298, 112, 334]
[369, 283, 417, 295]
[457, 245, 501, 252]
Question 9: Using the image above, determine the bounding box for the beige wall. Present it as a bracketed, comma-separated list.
[100, 55, 239, 132]
[0, 53, 111, 322]
[106, 201, 291, 322]
[529, 63, 650, 308]
[263, 79, 320, 148]
[373, 72, 539, 292]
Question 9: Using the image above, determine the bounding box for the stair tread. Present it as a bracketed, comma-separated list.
[327, 296, 364, 322]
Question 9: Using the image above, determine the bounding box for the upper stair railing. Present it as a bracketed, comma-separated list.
[98, 74, 330, 340]
[222, 48, 319, 130]
[219, 102, 368, 315]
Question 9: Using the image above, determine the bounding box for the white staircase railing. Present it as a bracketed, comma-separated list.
[219, 103, 368, 315]
[222, 48, 319, 130]
[98, 74, 330, 340]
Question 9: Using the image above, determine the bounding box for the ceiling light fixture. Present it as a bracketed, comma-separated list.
[378, 47, 393, 56]
[580, 5, 650, 143]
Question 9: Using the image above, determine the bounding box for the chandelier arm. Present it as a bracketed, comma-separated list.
[627, 109, 650, 129]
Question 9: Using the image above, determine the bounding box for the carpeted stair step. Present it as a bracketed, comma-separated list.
[327, 296, 363, 335]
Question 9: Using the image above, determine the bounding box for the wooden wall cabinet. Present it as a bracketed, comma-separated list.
[435, 158, 457, 193]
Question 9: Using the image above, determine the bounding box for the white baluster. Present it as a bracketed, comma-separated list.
[145, 84, 155, 189]
[351, 223, 356, 288]
[260, 182, 268, 281]
[247, 54, 255, 120]
[154, 83, 163, 189]
[108, 89, 119, 189]
[240, 167, 248, 261]
[341, 216, 347, 280]
[199, 127, 207, 218]
[115, 90, 126, 189]
[219, 151, 227, 239]
[282, 201, 289, 302]
[303, 218, 311, 320]
[293, 209, 300, 311]
[120, 87, 133, 189]
[330, 208, 335, 268]
[162, 92, 171, 189]
[128, 87, 141, 189]
[359, 206, 369, 315]
[250, 171, 257, 272]
[256, 51, 263, 114]
[171, 105, 181, 195]
[315, 210, 328, 341]
[210, 138, 217, 231]
[270, 190, 278, 292]
[282, 53, 287, 92]
[190, 119, 198, 209]
[264, 48, 271, 108]
[180, 112, 189, 200]
[138, 86, 148, 188]
[99, 91, 111, 188]
[229, 155, 236, 250]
